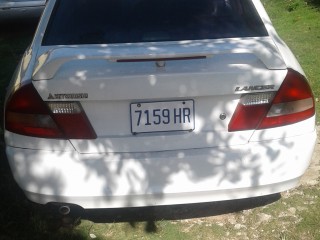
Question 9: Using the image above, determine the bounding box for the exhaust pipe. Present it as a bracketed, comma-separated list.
[45, 202, 84, 225]
[58, 205, 71, 215]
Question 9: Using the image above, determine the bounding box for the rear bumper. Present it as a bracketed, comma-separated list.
[6, 129, 317, 209]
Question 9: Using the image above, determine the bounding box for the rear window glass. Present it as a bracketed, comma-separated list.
[42, 0, 268, 45]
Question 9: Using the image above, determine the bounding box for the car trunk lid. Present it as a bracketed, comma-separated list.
[32, 38, 287, 153]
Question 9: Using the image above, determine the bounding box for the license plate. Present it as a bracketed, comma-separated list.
[130, 100, 195, 134]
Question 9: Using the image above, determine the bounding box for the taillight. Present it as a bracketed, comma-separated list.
[228, 69, 315, 132]
[47, 102, 97, 139]
[5, 83, 96, 139]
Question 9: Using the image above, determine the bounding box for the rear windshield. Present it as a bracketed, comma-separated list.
[42, 0, 268, 45]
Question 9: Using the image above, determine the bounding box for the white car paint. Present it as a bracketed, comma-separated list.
[4, 0, 317, 209]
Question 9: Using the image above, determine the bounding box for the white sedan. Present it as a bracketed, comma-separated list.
[4, 0, 316, 214]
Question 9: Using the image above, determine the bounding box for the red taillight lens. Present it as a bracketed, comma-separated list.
[5, 84, 64, 138]
[5, 83, 96, 139]
[228, 69, 315, 132]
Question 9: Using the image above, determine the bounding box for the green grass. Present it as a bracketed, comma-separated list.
[0, 1, 320, 239]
